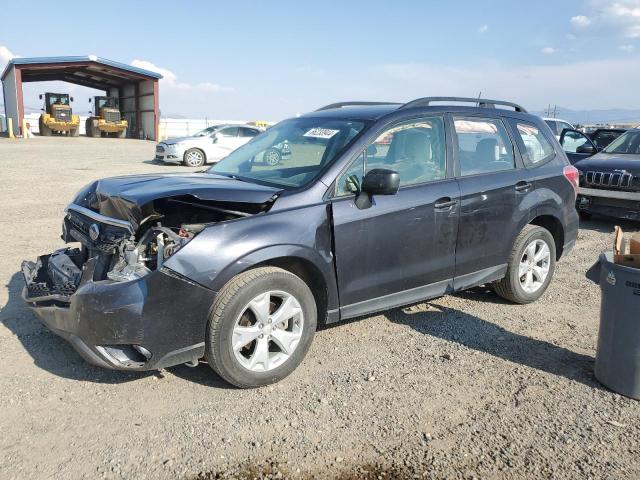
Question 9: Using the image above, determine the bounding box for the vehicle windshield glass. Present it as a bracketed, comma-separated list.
[603, 130, 640, 154]
[193, 126, 222, 137]
[207, 117, 368, 188]
[48, 94, 69, 106]
[97, 97, 118, 109]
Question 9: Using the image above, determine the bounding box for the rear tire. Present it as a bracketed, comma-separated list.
[86, 119, 100, 138]
[205, 267, 317, 388]
[492, 225, 556, 304]
[264, 147, 281, 166]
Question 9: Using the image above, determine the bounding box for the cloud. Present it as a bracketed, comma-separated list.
[570, 15, 592, 27]
[477, 24, 489, 34]
[374, 57, 640, 110]
[619, 43, 636, 51]
[571, 1, 640, 38]
[130, 59, 234, 93]
[0, 45, 18, 66]
[541, 47, 558, 54]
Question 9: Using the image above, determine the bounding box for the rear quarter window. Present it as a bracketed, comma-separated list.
[513, 121, 556, 166]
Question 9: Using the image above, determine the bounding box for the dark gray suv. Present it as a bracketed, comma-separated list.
[22, 97, 579, 388]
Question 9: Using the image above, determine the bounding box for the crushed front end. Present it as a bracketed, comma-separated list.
[21, 176, 278, 371]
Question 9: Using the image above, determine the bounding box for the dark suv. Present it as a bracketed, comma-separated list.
[22, 97, 579, 388]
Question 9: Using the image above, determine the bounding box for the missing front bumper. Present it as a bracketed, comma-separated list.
[22, 248, 213, 371]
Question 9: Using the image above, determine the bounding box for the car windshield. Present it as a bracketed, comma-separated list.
[603, 130, 640, 155]
[207, 117, 367, 188]
[193, 126, 222, 137]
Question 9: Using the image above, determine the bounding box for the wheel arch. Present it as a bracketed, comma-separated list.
[207, 245, 339, 326]
[529, 214, 564, 260]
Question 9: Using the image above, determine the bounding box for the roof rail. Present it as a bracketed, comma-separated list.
[315, 101, 401, 112]
[400, 96, 528, 113]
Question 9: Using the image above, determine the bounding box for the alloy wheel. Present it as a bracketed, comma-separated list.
[232, 290, 304, 372]
[519, 239, 551, 294]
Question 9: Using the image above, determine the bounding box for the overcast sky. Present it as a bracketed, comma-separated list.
[2, 0, 640, 120]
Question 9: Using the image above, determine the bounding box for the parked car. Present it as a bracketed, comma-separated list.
[587, 128, 627, 151]
[543, 117, 575, 139]
[155, 125, 262, 167]
[559, 128, 640, 221]
[22, 97, 579, 388]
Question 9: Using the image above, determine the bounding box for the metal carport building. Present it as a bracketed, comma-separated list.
[1, 55, 162, 139]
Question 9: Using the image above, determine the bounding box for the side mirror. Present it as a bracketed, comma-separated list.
[70, 97, 74, 102]
[39, 94, 43, 100]
[355, 168, 400, 209]
[362, 168, 400, 195]
[211, 135, 218, 143]
[88, 98, 92, 103]
[576, 144, 597, 154]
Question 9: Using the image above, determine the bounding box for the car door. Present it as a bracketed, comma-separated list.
[330, 115, 460, 317]
[206, 127, 241, 161]
[559, 129, 598, 164]
[452, 114, 530, 287]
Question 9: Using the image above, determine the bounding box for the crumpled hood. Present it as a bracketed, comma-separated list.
[72, 172, 281, 229]
[161, 136, 207, 145]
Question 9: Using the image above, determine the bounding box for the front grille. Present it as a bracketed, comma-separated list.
[65, 211, 129, 252]
[585, 170, 634, 189]
[104, 111, 121, 122]
[156, 145, 165, 153]
[54, 109, 71, 122]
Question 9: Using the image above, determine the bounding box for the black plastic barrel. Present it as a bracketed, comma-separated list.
[587, 252, 640, 400]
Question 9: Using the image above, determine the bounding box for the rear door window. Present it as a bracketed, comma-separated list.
[219, 127, 239, 137]
[453, 116, 515, 176]
[514, 122, 555, 165]
[239, 127, 259, 138]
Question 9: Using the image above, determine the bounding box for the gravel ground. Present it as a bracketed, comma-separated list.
[0, 136, 639, 480]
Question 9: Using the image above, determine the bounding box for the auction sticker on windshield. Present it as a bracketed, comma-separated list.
[303, 128, 340, 139]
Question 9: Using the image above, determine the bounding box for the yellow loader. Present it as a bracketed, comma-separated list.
[86, 96, 128, 138]
[38, 93, 80, 136]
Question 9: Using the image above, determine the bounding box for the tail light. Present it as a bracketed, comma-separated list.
[563, 165, 579, 197]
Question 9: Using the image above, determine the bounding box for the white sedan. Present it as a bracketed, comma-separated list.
[155, 125, 261, 167]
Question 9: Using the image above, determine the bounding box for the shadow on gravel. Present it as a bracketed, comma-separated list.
[1, 271, 228, 387]
[387, 303, 600, 389]
[578, 217, 638, 234]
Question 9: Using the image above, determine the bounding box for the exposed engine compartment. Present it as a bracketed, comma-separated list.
[62, 194, 275, 286]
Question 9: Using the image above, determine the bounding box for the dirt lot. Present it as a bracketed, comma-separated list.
[0, 136, 639, 480]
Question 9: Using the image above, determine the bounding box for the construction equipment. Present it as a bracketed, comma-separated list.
[86, 96, 128, 138]
[38, 93, 80, 136]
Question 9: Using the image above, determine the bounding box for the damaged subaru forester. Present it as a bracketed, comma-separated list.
[22, 97, 579, 388]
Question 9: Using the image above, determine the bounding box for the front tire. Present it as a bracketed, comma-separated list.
[117, 128, 127, 139]
[183, 148, 206, 167]
[493, 225, 556, 304]
[39, 117, 52, 136]
[205, 267, 317, 388]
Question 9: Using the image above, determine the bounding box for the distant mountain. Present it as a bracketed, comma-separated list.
[531, 107, 640, 126]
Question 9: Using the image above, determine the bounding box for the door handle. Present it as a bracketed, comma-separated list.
[434, 197, 458, 210]
[515, 182, 532, 192]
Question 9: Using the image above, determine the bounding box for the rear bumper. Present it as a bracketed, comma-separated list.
[22, 249, 214, 371]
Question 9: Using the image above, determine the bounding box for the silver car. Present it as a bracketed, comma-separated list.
[155, 124, 262, 167]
